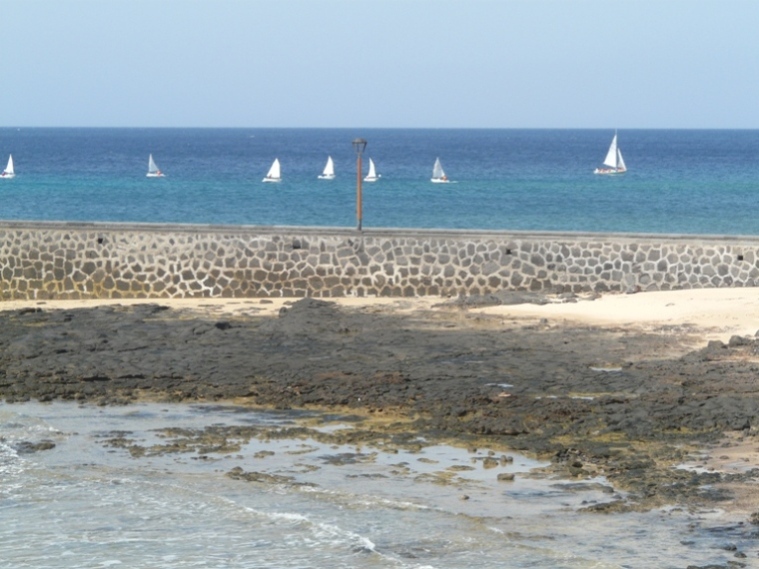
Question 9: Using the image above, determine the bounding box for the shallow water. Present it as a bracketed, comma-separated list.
[0, 401, 755, 568]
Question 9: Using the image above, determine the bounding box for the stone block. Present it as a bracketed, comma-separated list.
[6, 225, 759, 299]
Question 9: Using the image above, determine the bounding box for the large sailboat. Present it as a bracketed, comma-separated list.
[594, 132, 627, 175]
[318, 156, 335, 179]
[430, 157, 450, 183]
[364, 158, 380, 182]
[1, 154, 15, 178]
[146, 154, 165, 177]
[263, 158, 282, 183]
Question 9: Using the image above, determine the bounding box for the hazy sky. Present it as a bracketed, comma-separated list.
[2, 0, 757, 129]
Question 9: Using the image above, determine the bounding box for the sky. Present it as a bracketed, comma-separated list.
[2, 0, 758, 129]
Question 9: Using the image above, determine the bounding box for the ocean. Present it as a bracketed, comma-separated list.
[1, 401, 754, 569]
[1, 127, 759, 234]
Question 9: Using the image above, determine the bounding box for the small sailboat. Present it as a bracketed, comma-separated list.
[318, 156, 335, 179]
[594, 132, 627, 175]
[364, 158, 380, 182]
[263, 158, 281, 183]
[430, 157, 450, 183]
[146, 154, 165, 177]
[1, 154, 15, 178]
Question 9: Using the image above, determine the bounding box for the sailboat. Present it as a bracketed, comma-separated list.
[430, 157, 450, 183]
[318, 156, 335, 179]
[1, 154, 15, 178]
[594, 132, 627, 175]
[364, 158, 380, 182]
[146, 154, 165, 177]
[263, 158, 281, 183]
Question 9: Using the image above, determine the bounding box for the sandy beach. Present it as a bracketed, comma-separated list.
[2, 288, 759, 519]
[3, 286, 758, 342]
[486, 287, 759, 345]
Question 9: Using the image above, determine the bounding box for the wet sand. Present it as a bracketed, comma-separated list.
[1, 289, 759, 519]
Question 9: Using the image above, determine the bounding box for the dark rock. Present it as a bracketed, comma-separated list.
[14, 440, 56, 454]
[226, 466, 295, 484]
[728, 335, 753, 348]
[579, 500, 630, 513]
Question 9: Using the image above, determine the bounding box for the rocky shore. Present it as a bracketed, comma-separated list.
[2, 293, 759, 524]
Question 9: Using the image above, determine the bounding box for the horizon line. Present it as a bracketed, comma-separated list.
[2, 126, 759, 131]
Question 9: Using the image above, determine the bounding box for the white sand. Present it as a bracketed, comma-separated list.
[479, 288, 759, 344]
[3, 288, 758, 343]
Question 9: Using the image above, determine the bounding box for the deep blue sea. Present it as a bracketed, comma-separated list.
[1, 127, 759, 234]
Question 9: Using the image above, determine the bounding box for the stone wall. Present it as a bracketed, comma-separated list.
[0, 221, 758, 300]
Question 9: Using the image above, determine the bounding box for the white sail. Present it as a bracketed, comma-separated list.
[146, 154, 165, 177]
[595, 132, 627, 175]
[318, 156, 335, 179]
[1, 154, 15, 178]
[364, 158, 380, 182]
[602, 134, 620, 168]
[263, 158, 281, 182]
[616, 147, 626, 171]
[431, 157, 449, 183]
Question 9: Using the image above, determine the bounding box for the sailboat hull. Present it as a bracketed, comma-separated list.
[317, 174, 335, 180]
[430, 178, 450, 183]
[593, 167, 626, 175]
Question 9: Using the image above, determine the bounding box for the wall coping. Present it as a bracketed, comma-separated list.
[2, 219, 759, 244]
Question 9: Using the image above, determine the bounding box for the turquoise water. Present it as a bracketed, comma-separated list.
[1, 128, 758, 233]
